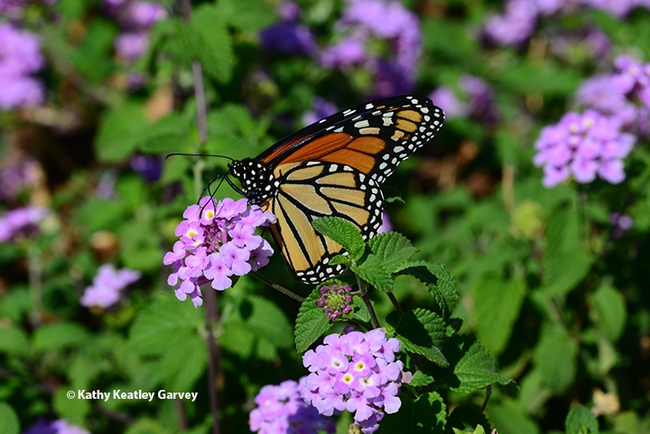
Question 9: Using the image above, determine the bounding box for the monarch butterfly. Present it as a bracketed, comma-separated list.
[228, 95, 444, 285]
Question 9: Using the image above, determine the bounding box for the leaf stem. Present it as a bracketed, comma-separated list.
[251, 272, 305, 303]
[357, 277, 380, 329]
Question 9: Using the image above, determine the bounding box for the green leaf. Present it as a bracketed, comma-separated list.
[95, 103, 148, 162]
[351, 254, 393, 292]
[409, 371, 435, 387]
[138, 114, 193, 153]
[124, 419, 167, 434]
[128, 296, 206, 391]
[447, 406, 491, 434]
[33, 322, 89, 351]
[542, 246, 593, 296]
[118, 221, 161, 273]
[190, 5, 234, 83]
[220, 295, 293, 360]
[216, 0, 275, 31]
[312, 216, 365, 261]
[0, 326, 30, 355]
[388, 309, 448, 367]
[532, 325, 578, 395]
[398, 261, 459, 316]
[452, 338, 515, 394]
[566, 405, 599, 434]
[486, 399, 540, 434]
[53, 387, 90, 426]
[472, 276, 526, 355]
[379, 392, 446, 433]
[367, 232, 419, 274]
[0, 403, 20, 434]
[590, 285, 626, 342]
[295, 288, 331, 353]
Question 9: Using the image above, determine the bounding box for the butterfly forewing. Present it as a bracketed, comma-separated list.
[229, 95, 444, 285]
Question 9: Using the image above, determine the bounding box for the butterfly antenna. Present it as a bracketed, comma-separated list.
[165, 152, 234, 162]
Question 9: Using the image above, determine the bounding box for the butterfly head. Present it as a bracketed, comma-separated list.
[228, 159, 275, 206]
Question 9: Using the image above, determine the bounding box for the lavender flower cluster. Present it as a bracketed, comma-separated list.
[321, 0, 422, 97]
[301, 329, 410, 434]
[102, 0, 167, 63]
[249, 379, 335, 434]
[535, 56, 649, 187]
[22, 418, 89, 434]
[164, 197, 275, 307]
[533, 110, 635, 187]
[0, 205, 49, 242]
[80, 264, 141, 309]
[0, 23, 45, 110]
[484, 0, 650, 47]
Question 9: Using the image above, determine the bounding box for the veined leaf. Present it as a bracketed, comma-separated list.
[566, 405, 600, 434]
[388, 309, 448, 367]
[312, 216, 365, 261]
[295, 288, 331, 353]
[368, 231, 419, 273]
[379, 392, 446, 434]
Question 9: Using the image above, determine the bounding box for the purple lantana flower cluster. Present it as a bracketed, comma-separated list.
[533, 110, 635, 187]
[484, 0, 650, 48]
[0, 205, 49, 242]
[301, 329, 410, 434]
[102, 0, 167, 83]
[0, 23, 45, 110]
[249, 379, 335, 434]
[164, 197, 275, 307]
[80, 264, 141, 309]
[22, 418, 89, 434]
[319, 0, 422, 97]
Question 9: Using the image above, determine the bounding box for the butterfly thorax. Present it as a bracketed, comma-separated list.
[229, 159, 276, 205]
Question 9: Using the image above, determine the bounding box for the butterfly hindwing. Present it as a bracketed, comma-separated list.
[264, 161, 383, 284]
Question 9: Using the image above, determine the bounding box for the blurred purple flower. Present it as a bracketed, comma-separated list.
[0, 156, 39, 203]
[613, 56, 650, 108]
[580, 0, 638, 17]
[378, 212, 392, 234]
[610, 212, 633, 239]
[80, 264, 141, 309]
[483, 0, 539, 47]
[51, 420, 90, 434]
[317, 283, 353, 320]
[260, 22, 316, 56]
[21, 418, 56, 434]
[302, 97, 338, 127]
[301, 328, 409, 433]
[130, 154, 161, 182]
[428, 86, 469, 119]
[0, 23, 45, 110]
[533, 110, 636, 187]
[114, 31, 150, 62]
[548, 28, 611, 61]
[96, 169, 118, 199]
[0, 205, 49, 243]
[126, 0, 167, 27]
[249, 379, 335, 434]
[164, 197, 275, 307]
[0, 0, 57, 19]
[319, 0, 422, 97]
[277, 1, 301, 21]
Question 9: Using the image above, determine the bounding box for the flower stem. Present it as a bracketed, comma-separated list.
[356, 277, 380, 329]
[27, 243, 43, 326]
[251, 272, 305, 303]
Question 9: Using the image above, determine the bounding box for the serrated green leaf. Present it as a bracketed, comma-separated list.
[590, 285, 626, 342]
[566, 405, 599, 434]
[0, 403, 20, 434]
[216, 0, 275, 31]
[472, 276, 526, 355]
[95, 103, 148, 162]
[0, 326, 30, 355]
[351, 254, 393, 292]
[312, 216, 365, 261]
[368, 232, 419, 273]
[190, 5, 234, 83]
[398, 261, 459, 316]
[33, 322, 89, 352]
[388, 309, 448, 367]
[295, 288, 331, 353]
[453, 339, 515, 393]
[221, 295, 293, 360]
[542, 246, 593, 296]
[409, 371, 435, 387]
[379, 392, 446, 433]
[532, 324, 578, 395]
[159, 332, 207, 391]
